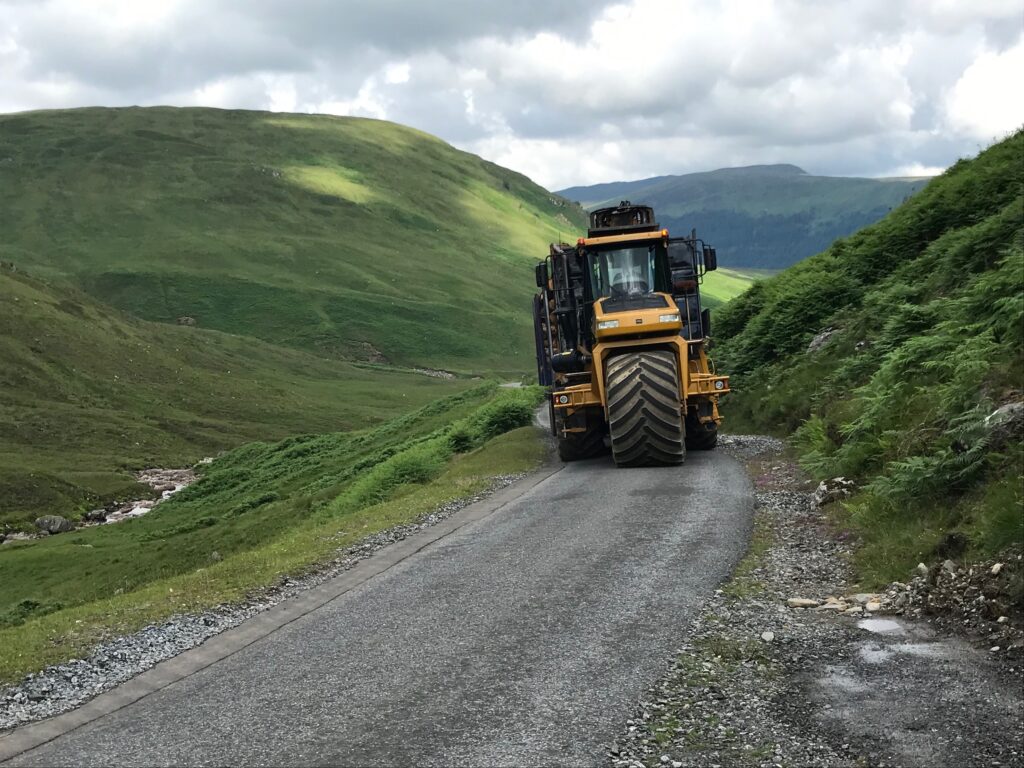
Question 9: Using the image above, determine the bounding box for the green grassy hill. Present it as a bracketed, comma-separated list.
[558, 165, 926, 269]
[0, 107, 586, 373]
[0, 266, 469, 528]
[715, 132, 1023, 585]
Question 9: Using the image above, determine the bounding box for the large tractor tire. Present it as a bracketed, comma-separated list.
[605, 350, 685, 467]
[685, 415, 719, 450]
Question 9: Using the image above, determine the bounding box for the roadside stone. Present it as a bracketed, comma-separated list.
[787, 598, 820, 608]
[848, 593, 878, 605]
[991, 563, 1004, 576]
[761, 631, 775, 642]
[34, 515, 73, 534]
[865, 601, 882, 613]
[811, 477, 855, 507]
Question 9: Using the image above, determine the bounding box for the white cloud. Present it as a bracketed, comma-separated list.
[383, 62, 410, 85]
[944, 39, 1024, 140]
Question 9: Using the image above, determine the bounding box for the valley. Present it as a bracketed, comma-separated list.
[0, 105, 1019, 768]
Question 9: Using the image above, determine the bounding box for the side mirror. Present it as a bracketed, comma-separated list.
[703, 246, 718, 272]
[535, 261, 549, 288]
[701, 308, 711, 338]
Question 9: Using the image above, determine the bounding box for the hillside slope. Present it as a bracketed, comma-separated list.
[0, 107, 586, 373]
[0, 266, 467, 528]
[715, 132, 1023, 584]
[558, 165, 925, 269]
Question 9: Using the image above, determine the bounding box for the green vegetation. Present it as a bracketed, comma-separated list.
[701, 267, 764, 309]
[0, 107, 586, 372]
[716, 131, 1024, 585]
[558, 164, 925, 269]
[0, 267, 471, 528]
[0, 107, 587, 525]
[0, 385, 547, 682]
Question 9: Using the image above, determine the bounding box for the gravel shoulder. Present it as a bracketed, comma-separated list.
[611, 435, 1024, 768]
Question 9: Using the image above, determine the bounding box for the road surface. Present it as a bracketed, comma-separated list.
[1, 446, 753, 767]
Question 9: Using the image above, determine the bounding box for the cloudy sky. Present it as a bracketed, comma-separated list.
[1, 0, 1021, 189]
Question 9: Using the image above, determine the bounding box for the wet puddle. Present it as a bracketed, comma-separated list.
[857, 617, 906, 635]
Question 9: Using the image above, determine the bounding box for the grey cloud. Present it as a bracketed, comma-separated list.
[232, 0, 606, 54]
[1, 0, 1021, 188]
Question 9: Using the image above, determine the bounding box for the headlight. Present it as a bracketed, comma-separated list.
[659, 313, 681, 323]
[714, 380, 725, 390]
[597, 319, 619, 330]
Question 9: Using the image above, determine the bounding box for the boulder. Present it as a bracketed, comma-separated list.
[985, 401, 1023, 448]
[83, 509, 107, 522]
[34, 515, 74, 534]
[176, 316, 197, 326]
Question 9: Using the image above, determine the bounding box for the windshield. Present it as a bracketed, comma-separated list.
[588, 246, 657, 299]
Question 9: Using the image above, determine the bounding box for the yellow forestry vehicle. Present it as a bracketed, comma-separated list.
[532, 201, 729, 465]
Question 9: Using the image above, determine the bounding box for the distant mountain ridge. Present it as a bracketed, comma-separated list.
[558, 165, 930, 269]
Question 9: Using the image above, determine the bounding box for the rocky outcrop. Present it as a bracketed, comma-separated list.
[34, 516, 73, 534]
[806, 327, 840, 353]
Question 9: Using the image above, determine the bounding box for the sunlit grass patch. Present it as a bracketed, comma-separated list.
[283, 164, 382, 205]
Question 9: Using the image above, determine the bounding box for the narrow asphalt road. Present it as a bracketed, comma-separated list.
[3, 447, 753, 767]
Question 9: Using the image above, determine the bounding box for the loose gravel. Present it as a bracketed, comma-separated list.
[610, 435, 1024, 768]
[0, 474, 525, 732]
